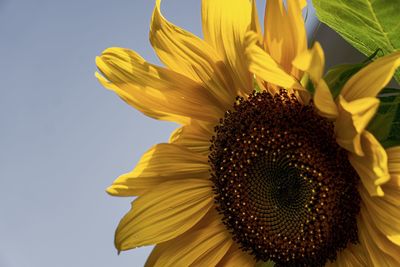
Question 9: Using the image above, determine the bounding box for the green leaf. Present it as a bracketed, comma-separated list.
[300, 73, 315, 95]
[253, 78, 262, 93]
[312, 0, 400, 83]
[255, 260, 275, 267]
[368, 88, 400, 148]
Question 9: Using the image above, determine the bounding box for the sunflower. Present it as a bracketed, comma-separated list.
[96, 0, 400, 266]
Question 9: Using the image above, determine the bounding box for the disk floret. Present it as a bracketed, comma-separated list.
[209, 90, 361, 267]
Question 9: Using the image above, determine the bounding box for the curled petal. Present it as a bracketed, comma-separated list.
[349, 131, 390, 197]
[335, 96, 379, 156]
[292, 42, 325, 83]
[245, 32, 303, 90]
[314, 80, 338, 119]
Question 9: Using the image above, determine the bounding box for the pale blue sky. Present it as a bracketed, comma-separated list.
[0, 1, 363, 267]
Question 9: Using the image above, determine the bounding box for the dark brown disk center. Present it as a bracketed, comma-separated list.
[209, 90, 361, 267]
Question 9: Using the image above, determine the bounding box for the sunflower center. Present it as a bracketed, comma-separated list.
[209, 90, 361, 267]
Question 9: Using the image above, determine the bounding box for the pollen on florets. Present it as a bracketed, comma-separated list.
[209, 90, 360, 267]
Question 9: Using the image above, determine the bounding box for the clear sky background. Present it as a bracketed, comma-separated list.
[0, 1, 365, 267]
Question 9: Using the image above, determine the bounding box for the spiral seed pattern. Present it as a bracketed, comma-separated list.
[209, 90, 360, 267]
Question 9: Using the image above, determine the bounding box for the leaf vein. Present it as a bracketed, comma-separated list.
[364, 0, 396, 51]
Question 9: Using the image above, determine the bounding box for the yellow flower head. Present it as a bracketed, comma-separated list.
[96, 0, 400, 266]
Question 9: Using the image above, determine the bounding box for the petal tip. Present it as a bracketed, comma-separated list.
[387, 235, 400, 246]
[375, 186, 385, 197]
[106, 185, 120, 196]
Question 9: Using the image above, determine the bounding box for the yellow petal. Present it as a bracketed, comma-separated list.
[362, 209, 400, 263]
[106, 143, 209, 197]
[296, 89, 312, 106]
[360, 186, 400, 239]
[381, 185, 400, 206]
[216, 244, 255, 267]
[314, 80, 338, 119]
[145, 215, 232, 267]
[250, 0, 262, 42]
[150, 0, 236, 108]
[361, 147, 400, 245]
[115, 179, 213, 251]
[335, 96, 380, 156]
[358, 206, 400, 266]
[169, 122, 213, 156]
[245, 32, 303, 90]
[388, 146, 400, 175]
[202, 0, 261, 93]
[292, 42, 337, 117]
[341, 51, 400, 101]
[386, 146, 400, 188]
[325, 243, 367, 267]
[287, 0, 308, 76]
[264, 0, 307, 78]
[96, 48, 223, 124]
[387, 235, 400, 246]
[387, 174, 400, 189]
[264, 0, 290, 73]
[292, 42, 325, 83]
[382, 146, 400, 205]
[349, 131, 390, 197]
